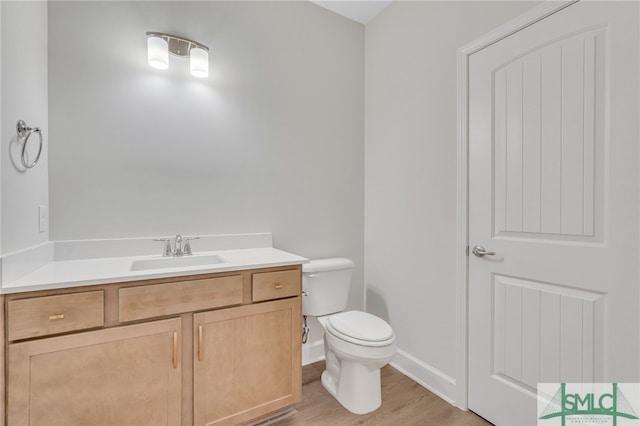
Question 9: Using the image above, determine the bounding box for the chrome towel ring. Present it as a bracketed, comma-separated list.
[16, 120, 43, 169]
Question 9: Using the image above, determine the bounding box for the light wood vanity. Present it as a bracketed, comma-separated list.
[1, 264, 302, 426]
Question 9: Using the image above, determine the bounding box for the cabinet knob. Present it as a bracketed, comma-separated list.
[274, 283, 283, 289]
[49, 313, 65, 320]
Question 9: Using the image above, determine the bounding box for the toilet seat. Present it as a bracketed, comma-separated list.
[326, 311, 395, 347]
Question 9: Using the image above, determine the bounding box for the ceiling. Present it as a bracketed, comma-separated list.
[309, 0, 393, 24]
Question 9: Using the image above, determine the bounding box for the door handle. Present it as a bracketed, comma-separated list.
[173, 331, 178, 369]
[198, 325, 203, 362]
[472, 245, 496, 257]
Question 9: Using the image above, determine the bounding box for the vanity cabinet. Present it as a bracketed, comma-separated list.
[7, 318, 182, 426]
[194, 297, 301, 426]
[3, 265, 302, 426]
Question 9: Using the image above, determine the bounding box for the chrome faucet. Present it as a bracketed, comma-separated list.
[154, 234, 200, 257]
[174, 234, 183, 256]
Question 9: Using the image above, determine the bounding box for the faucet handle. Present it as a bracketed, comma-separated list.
[183, 236, 200, 256]
[154, 238, 173, 257]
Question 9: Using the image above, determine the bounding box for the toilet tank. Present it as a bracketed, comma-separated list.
[302, 258, 355, 317]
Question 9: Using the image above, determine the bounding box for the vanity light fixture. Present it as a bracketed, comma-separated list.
[147, 36, 169, 69]
[146, 32, 209, 78]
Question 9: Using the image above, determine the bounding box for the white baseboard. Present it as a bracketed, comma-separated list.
[302, 343, 457, 406]
[389, 349, 457, 406]
[302, 339, 325, 366]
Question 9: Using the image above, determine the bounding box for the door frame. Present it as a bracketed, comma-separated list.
[454, 0, 578, 410]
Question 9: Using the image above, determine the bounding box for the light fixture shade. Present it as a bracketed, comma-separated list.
[190, 47, 209, 78]
[147, 36, 169, 70]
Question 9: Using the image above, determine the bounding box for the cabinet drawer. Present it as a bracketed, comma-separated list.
[7, 291, 104, 341]
[252, 269, 301, 302]
[119, 275, 243, 322]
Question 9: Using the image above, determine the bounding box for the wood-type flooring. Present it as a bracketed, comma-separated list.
[276, 361, 491, 426]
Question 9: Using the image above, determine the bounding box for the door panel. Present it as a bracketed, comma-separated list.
[7, 318, 182, 426]
[492, 275, 604, 389]
[468, 2, 638, 425]
[193, 298, 301, 426]
[493, 27, 605, 240]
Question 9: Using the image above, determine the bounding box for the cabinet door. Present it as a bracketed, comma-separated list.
[8, 318, 182, 426]
[193, 297, 301, 426]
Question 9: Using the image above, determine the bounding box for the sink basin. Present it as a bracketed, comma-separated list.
[130, 254, 225, 271]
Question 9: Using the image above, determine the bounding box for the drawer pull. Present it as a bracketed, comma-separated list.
[198, 325, 203, 362]
[172, 331, 178, 369]
[49, 313, 65, 320]
[274, 283, 283, 289]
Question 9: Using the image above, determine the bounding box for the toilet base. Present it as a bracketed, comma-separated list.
[321, 361, 382, 414]
[313, 313, 397, 415]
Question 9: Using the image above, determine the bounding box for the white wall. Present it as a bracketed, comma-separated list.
[48, 2, 365, 313]
[0, 1, 3, 257]
[1, 1, 49, 255]
[364, 1, 537, 402]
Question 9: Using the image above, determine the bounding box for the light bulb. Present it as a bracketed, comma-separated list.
[147, 36, 169, 70]
[190, 47, 208, 78]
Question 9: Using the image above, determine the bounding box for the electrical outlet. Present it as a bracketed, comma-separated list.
[38, 205, 47, 233]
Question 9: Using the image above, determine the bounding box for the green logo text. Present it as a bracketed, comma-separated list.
[539, 383, 639, 426]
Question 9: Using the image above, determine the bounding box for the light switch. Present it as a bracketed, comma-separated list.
[38, 205, 48, 233]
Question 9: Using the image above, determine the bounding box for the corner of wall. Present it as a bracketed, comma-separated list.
[389, 349, 457, 406]
[302, 340, 325, 366]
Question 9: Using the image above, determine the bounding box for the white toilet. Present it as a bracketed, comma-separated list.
[302, 258, 397, 415]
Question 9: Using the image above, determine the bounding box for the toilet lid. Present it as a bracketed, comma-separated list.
[326, 311, 394, 343]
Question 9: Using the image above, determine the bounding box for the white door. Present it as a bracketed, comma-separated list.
[468, 2, 639, 425]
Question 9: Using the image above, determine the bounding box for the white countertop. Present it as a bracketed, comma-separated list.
[2, 247, 308, 294]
